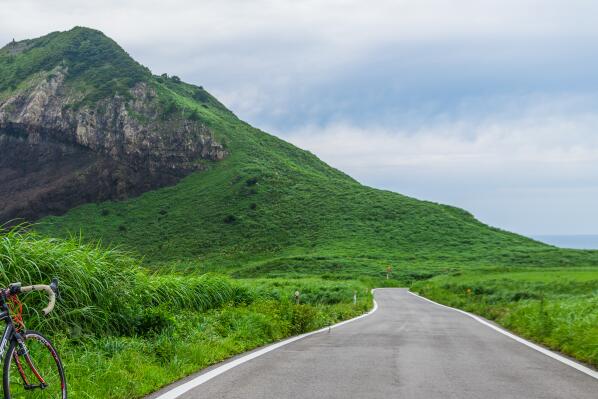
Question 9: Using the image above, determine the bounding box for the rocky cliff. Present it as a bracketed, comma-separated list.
[0, 35, 227, 223]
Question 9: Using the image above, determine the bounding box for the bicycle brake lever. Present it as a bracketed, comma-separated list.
[50, 278, 60, 300]
[9, 282, 22, 295]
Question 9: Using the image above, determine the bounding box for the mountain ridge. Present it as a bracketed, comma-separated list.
[0, 27, 149, 102]
[0, 27, 227, 222]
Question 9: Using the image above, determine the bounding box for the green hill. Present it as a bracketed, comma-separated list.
[2, 27, 597, 279]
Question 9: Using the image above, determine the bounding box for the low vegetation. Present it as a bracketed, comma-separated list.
[0, 228, 372, 398]
[412, 269, 598, 367]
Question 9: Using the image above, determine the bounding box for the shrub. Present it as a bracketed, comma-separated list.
[188, 109, 201, 121]
[192, 90, 209, 103]
[161, 100, 178, 119]
[132, 306, 175, 336]
[289, 304, 320, 334]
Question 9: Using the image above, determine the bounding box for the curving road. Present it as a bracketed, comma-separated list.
[150, 288, 597, 399]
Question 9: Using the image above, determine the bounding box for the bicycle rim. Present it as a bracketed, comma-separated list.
[4, 331, 66, 399]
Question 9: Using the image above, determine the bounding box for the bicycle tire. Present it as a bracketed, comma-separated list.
[3, 330, 67, 399]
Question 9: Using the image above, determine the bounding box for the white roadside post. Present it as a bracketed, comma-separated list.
[294, 290, 300, 304]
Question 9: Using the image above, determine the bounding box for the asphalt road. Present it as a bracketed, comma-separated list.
[153, 288, 597, 399]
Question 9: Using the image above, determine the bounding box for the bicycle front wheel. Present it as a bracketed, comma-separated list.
[3, 330, 67, 399]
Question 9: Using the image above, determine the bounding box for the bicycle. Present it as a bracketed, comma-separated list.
[0, 278, 66, 398]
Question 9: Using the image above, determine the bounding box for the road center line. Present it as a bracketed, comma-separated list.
[407, 290, 598, 380]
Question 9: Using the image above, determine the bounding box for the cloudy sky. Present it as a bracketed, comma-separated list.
[2, 0, 597, 236]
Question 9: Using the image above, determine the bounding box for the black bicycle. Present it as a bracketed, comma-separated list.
[0, 279, 66, 398]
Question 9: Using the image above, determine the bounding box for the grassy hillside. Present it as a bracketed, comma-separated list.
[1, 27, 592, 276]
[37, 80, 598, 276]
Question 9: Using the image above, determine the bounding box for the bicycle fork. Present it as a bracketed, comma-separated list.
[14, 334, 48, 391]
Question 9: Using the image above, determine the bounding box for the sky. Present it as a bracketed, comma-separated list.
[1, 0, 597, 236]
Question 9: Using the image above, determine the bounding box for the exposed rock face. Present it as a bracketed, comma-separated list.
[0, 69, 227, 223]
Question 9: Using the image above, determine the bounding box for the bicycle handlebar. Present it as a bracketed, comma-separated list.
[20, 285, 56, 315]
[8, 278, 59, 316]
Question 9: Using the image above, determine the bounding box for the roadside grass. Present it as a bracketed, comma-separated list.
[411, 269, 598, 367]
[0, 228, 372, 398]
[60, 298, 370, 398]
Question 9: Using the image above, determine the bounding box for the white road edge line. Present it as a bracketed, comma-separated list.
[407, 290, 598, 380]
[154, 289, 379, 399]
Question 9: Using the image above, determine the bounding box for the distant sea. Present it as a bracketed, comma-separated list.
[531, 235, 598, 250]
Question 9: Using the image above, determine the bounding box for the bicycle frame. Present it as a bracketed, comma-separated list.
[0, 299, 48, 390]
[0, 309, 15, 361]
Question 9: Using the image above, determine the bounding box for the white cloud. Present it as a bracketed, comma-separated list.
[3, 1, 598, 79]
[4, 1, 598, 42]
[279, 95, 598, 235]
[284, 102, 598, 172]
[2, 1, 598, 123]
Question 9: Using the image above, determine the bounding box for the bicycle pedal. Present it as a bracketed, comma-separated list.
[23, 382, 47, 390]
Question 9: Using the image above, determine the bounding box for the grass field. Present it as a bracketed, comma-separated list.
[0, 229, 372, 398]
[412, 269, 598, 367]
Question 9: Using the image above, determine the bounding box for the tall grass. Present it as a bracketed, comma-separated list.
[0, 228, 255, 336]
[0, 227, 140, 334]
[140, 273, 242, 311]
